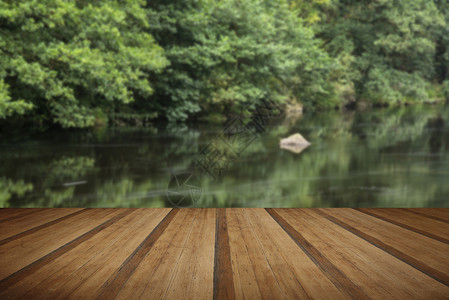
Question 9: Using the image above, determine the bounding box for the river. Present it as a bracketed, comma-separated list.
[1, 104, 448, 207]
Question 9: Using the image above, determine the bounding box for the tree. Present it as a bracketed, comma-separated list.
[318, 0, 447, 106]
[145, 0, 335, 121]
[434, 0, 449, 98]
[0, 0, 168, 127]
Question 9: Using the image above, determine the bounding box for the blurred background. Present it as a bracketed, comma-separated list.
[1, 0, 448, 207]
[1, 104, 448, 207]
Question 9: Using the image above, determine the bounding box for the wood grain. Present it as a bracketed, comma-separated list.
[96, 208, 179, 299]
[235, 209, 347, 299]
[0, 208, 448, 299]
[0, 209, 48, 223]
[357, 208, 449, 244]
[0, 208, 171, 299]
[267, 208, 368, 299]
[113, 208, 216, 300]
[317, 208, 449, 286]
[405, 208, 449, 224]
[272, 209, 449, 298]
[0, 209, 85, 240]
[0, 208, 89, 246]
[214, 208, 235, 300]
[0, 209, 130, 291]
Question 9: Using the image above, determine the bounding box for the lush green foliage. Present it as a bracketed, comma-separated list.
[318, 0, 448, 105]
[0, 0, 448, 128]
[0, 0, 167, 127]
[144, 0, 334, 121]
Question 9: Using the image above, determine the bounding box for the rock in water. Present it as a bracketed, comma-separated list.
[280, 133, 310, 146]
[279, 133, 310, 154]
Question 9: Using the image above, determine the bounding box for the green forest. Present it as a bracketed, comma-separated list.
[1, 0, 449, 129]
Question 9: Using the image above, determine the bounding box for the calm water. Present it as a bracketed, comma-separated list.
[1, 104, 449, 208]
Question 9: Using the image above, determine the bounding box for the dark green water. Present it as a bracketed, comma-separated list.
[1, 104, 449, 208]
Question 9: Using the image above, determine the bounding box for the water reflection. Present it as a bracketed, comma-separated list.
[1, 104, 448, 207]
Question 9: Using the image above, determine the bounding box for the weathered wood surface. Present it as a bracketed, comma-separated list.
[0, 208, 448, 299]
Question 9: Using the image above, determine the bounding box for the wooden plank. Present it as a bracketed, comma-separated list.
[163, 208, 215, 300]
[115, 209, 216, 300]
[272, 209, 449, 299]
[228, 209, 284, 299]
[114, 209, 196, 299]
[1, 208, 171, 299]
[0, 209, 128, 283]
[317, 208, 449, 286]
[0, 208, 89, 246]
[214, 208, 235, 300]
[0, 209, 47, 223]
[0, 208, 448, 299]
[405, 208, 449, 224]
[96, 208, 180, 299]
[68, 208, 171, 299]
[0, 209, 83, 234]
[187, 209, 216, 299]
[267, 208, 368, 299]
[0, 208, 142, 298]
[358, 208, 449, 244]
[226, 208, 263, 300]
[244, 208, 347, 299]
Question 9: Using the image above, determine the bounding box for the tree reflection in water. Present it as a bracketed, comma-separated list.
[1, 105, 448, 207]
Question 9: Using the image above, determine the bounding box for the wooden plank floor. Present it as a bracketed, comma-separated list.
[0, 208, 448, 299]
